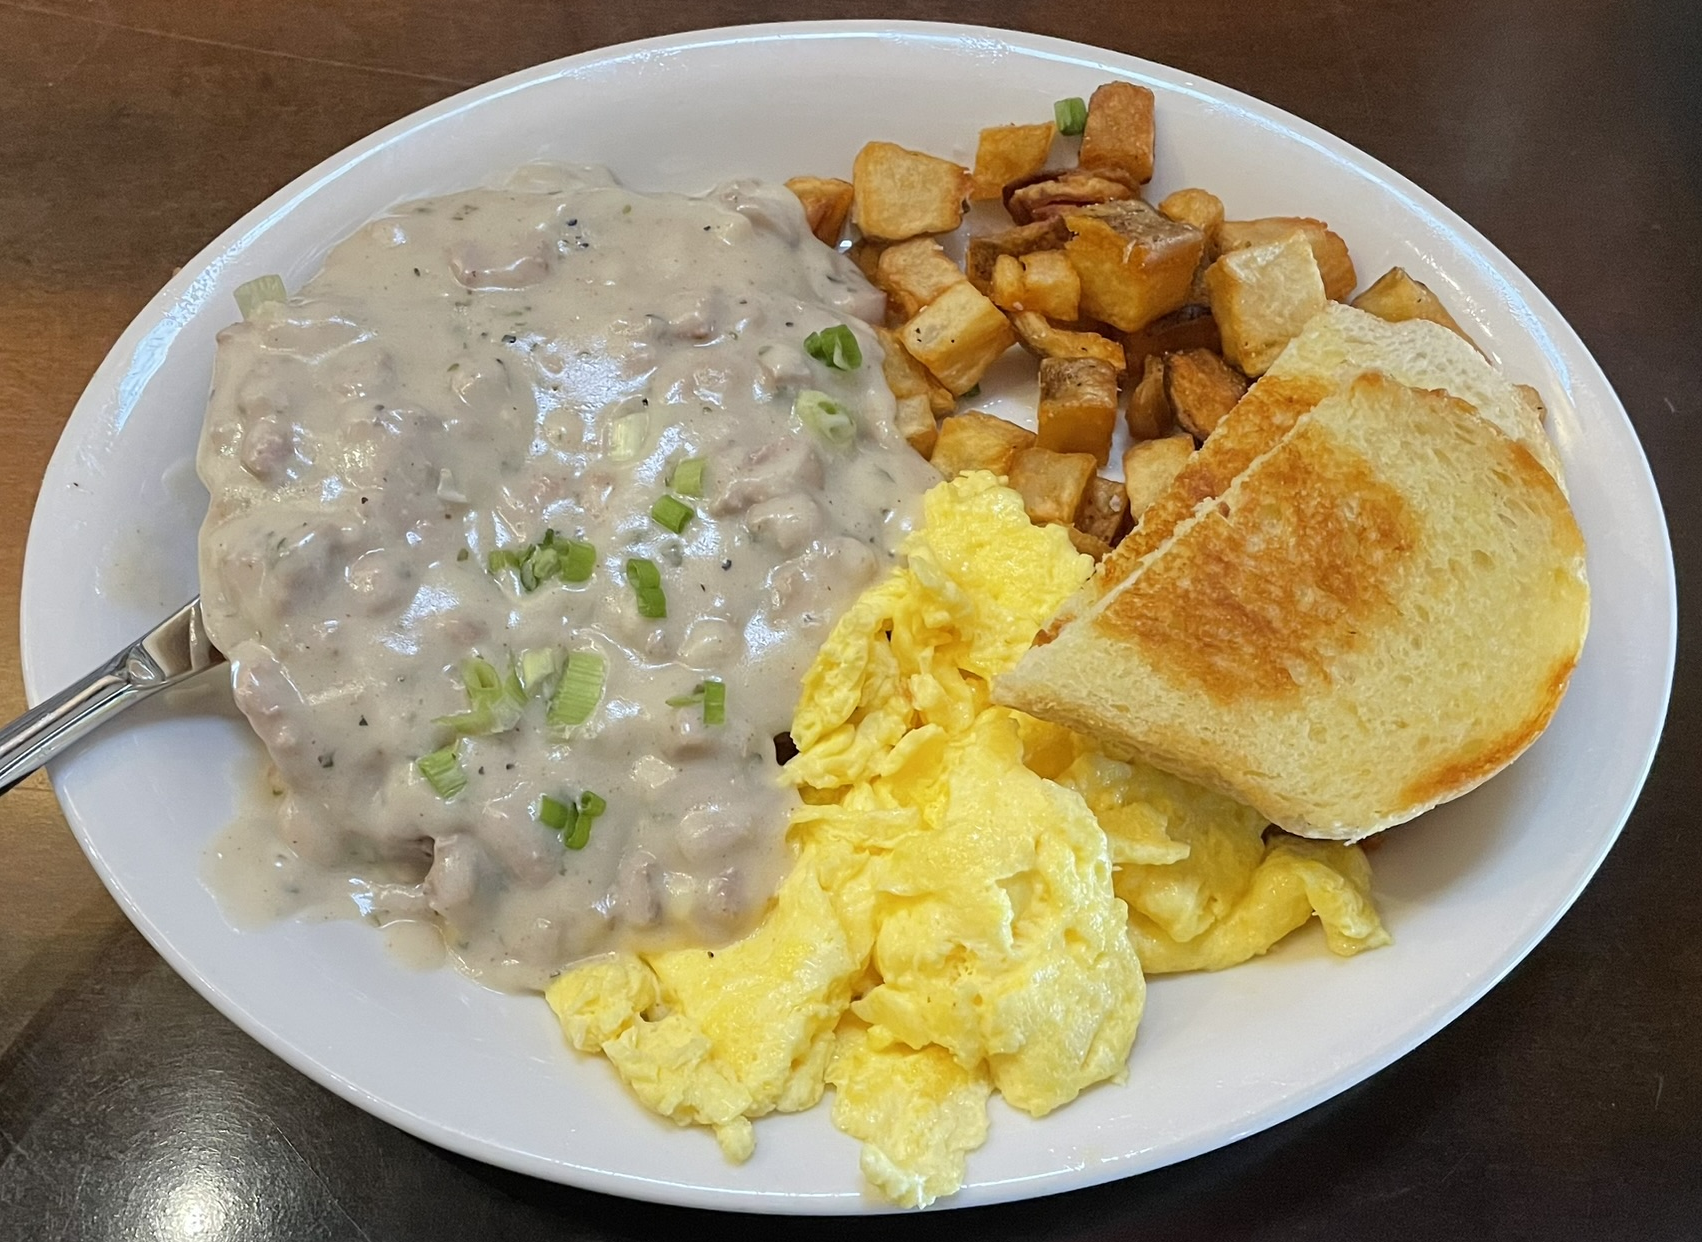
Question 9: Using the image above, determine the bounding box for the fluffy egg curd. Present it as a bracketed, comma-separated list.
[545, 472, 1390, 1208]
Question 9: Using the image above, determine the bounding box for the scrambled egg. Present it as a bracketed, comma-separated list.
[545, 473, 1390, 1207]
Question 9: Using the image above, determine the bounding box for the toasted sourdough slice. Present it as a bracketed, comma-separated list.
[1037, 304, 1563, 645]
[995, 372, 1590, 840]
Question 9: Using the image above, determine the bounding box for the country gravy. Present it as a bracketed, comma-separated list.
[197, 166, 937, 990]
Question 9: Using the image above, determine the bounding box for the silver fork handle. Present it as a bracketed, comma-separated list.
[0, 654, 150, 794]
[0, 599, 225, 795]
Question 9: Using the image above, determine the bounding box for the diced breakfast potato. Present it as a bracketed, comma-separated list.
[877, 238, 969, 319]
[893, 393, 938, 458]
[1037, 357, 1119, 464]
[1008, 447, 1098, 526]
[1122, 304, 1222, 370]
[851, 142, 970, 241]
[1205, 232, 1328, 375]
[965, 218, 1072, 291]
[989, 252, 1081, 321]
[1125, 354, 1174, 440]
[1122, 434, 1196, 520]
[1064, 526, 1114, 560]
[1078, 81, 1156, 187]
[1009, 311, 1127, 373]
[1216, 217, 1357, 302]
[1076, 474, 1132, 546]
[1164, 349, 1249, 441]
[929, 411, 1037, 478]
[784, 176, 855, 247]
[1064, 200, 1204, 332]
[1351, 266, 1477, 346]
[990, 254, 1027, 312]
[1005, 171, 1136, 225]
[876, 326, 956, 419]
[1018, 251, 1081, 321]
[970, 122, 1057, 201]
[1157, 188, 1226, 248]
[903, 283, 1019, 395]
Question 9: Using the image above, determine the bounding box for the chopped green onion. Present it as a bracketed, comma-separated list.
[559, 539, 596, 583]
[804, 324, 863, 371]
[702, 679, 726, 725]
[651, 494, 695, 534]
[607, 409, 650, 462]
[537, 794, 572, 832]
[1055, 96, 1088, 137]
[524, 543, 561, 585]
[416, 746, 467, 799]
[564, 790, 607, 850]
[671, 457, 706, 497]
[490, 533, 596, 591]
[795, 389, 856, 448]
[517, 647, 562, 696]
[234, 274, 288, 320]
[547, 651, 606, 729]
[434, 656, 527, 736]
[625, 557, 666, 618]
[667, 679, 726, 725]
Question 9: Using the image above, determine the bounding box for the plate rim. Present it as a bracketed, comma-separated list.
[18, 18, 1677, 1214]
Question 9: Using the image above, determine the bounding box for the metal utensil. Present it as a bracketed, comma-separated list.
[0, 598, 226, 794]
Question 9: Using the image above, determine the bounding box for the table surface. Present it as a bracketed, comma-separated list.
[2, 1, 1697, 1237]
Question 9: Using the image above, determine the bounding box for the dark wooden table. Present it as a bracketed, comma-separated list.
[2, 2, 1697, 1237]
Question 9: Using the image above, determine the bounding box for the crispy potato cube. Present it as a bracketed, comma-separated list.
[1008, 447, 1098, 526]
[1122, 304, 1222, 370]
[1063, 526, 1114, 560]
[1064, 200, 1205, 332]
[903, 283, 1018, 395]
[1018, 250, 1081, 321]
[1216, 217, 1357, 302]
[989, 252, 1083, 321]
[1123, 435, 1196, 520]
[1078, 81, 1156, 186]
[876, 325, 955, 416]
[1004, 170, 1135, 225]
[1009, 311, 1127, 373]
[893, 393, 938, 459]
[851, 142, 970, 241]
[990, 254, 1027, 312]
[876, 238, 968, 319]
[965, 218, 1072, 291]
[929, 411, 1037, 478]
[970, 122, 1057, 201]
[1157, 188, 1226, 247]
[1351, 266, 1477, 346]
[1205, 233, 1327, 375]
[1037, 356, 1119, 464]
[1164, 348, 1249, 441]
[1076, 474, 1132, 545]
[1126, 353, 1174, 440]
[784, 177, 855, 247]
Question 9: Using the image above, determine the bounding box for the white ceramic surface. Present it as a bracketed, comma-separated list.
[19, 22, 1674, 1214]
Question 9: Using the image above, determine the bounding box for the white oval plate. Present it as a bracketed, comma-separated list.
[20, 21, 1674, 1213]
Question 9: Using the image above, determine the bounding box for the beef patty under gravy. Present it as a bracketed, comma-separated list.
[196, 165, 938, 990]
